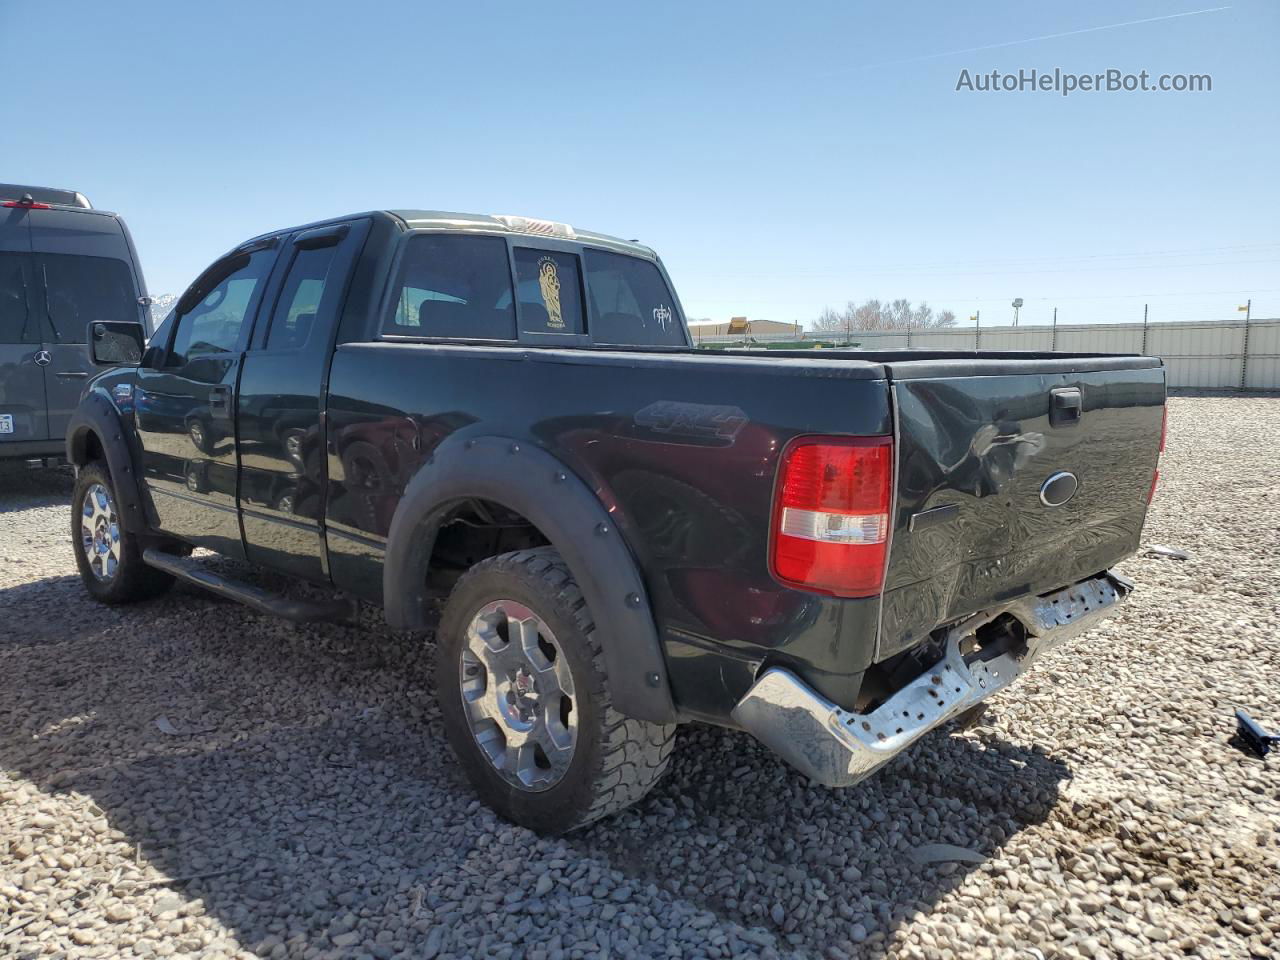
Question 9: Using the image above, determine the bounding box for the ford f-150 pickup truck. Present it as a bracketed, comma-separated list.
[66, 210, 1166, 833]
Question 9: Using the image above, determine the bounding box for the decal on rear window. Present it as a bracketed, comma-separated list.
[537, 257, 564, 329]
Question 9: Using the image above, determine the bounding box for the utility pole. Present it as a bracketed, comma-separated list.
[972, 310, 981, 349]
[1051, 307, 1058, 351]
[1141, 303, 1149, 354]
[1239, 298, 1252, 389]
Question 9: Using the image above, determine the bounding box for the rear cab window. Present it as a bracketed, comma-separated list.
[379, 231, 685, 348]
[583, 249, 685, 346]
[512, 248, 585, 339]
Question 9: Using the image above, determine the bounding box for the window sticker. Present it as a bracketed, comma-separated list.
[537, 256, 564, 329]
[653, 303, 673, 331]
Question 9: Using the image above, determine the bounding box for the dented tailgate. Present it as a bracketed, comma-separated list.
[878, 357, 1165, 661]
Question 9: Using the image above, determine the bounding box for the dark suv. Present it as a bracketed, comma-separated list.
[1, 184, 150, 465]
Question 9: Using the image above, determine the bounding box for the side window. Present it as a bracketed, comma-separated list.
[584, 249, 685, 346]
[266, 245, 338, 349]
[0, 252, 36, 344]
[35, 253, 136, 343]
[169, 250, 273, 366]
[513, 248, 584, 336]
[383, 234, 515, 341]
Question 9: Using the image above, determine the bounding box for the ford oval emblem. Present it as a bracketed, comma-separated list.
[1039, 471, 1078, 507]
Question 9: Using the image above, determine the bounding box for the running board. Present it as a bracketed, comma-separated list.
[142, 548, 356, 624]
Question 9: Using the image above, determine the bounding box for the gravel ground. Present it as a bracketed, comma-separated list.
[1, 394, 1277, 960]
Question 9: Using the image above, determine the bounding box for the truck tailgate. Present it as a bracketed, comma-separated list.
[878, 356, 1165, 661]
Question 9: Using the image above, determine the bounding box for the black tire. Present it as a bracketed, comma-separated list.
[72, 460, 175, 604]
[436, 547, 676, 833]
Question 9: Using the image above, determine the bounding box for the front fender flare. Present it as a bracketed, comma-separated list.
[65, 389, 153, 533]
[383, 436, 677, 724]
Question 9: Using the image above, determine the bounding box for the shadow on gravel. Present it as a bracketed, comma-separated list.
[567, 726, 1070, 957]
[1, 555, 1070, 959]
[0, 464, 74, 508]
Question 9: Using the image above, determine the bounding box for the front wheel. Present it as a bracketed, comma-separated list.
[72, 461, 175, 604]
[436, 548, 676, 833]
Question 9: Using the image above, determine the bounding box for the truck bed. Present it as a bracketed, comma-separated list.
[325, 340, 1164, 721]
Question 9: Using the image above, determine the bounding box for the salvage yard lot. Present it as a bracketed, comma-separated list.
[1, 395, 1277, 960]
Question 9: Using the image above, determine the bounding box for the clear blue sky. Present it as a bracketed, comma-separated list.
[4, 0, 1277, 327]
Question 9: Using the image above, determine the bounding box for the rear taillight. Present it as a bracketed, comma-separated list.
[2, 200, 51, 209]
[770, 436, 893, 598]
[1148, 403, 1167, 504]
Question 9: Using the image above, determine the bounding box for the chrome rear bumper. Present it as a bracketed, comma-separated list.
[730, 572, 1132, 787]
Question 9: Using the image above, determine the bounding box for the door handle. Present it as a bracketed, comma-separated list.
[1050, 387, 1082, 427]
[55, 370, 89, 379]
[209, 385, 233, 414]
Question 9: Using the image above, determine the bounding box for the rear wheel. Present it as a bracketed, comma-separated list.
[72, 461, 175, 604]
[436, 547, 676, 833]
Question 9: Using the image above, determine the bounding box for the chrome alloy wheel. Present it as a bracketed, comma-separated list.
[80, 482, 121, 581]
[459, 600, 578, 791]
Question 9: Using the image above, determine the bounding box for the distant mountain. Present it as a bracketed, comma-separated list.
[148, 293, 177, 329]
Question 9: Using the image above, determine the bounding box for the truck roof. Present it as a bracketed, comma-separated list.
[236, 210, 659, 261]
[389, 210, 659, 260]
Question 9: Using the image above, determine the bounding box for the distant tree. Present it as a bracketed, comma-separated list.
[884, 299, 911, 328]
[852, 299, 884, 330]
[812, 307, 847, 333]
[812, 298, 959, 332]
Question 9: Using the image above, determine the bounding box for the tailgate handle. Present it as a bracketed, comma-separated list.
[1050, 387, 1082, 427]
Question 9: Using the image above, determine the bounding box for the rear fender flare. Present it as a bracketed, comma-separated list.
[65, 389, 153, 533]
[383, 435, 677, 724]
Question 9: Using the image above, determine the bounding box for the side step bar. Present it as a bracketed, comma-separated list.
[142, 548, 356, 624]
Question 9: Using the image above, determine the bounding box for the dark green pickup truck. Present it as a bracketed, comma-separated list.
[66, 209, 1166, 832]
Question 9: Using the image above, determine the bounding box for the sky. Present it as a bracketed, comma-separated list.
[3, 0, 1277, 328]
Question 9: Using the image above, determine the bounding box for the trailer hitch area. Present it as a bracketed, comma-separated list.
[1233, 710, 1279, 759]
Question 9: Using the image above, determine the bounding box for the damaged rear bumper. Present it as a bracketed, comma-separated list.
[730, 571, 1132, 787]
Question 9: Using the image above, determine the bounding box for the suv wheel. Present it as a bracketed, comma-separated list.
[72, 461, 175, 604]
[437, 548, 676, 833]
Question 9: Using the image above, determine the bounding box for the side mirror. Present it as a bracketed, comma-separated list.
[89, 321, 145, 366]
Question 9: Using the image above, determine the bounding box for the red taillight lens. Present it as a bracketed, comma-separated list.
[1148, 404, 1167, 504]
[770, 436, 893, 598]
[2, 200, 52, 209]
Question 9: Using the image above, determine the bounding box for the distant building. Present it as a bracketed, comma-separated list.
[688, 317, 803, 340]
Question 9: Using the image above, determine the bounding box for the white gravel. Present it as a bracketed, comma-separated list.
[1, 394, 1277, 960]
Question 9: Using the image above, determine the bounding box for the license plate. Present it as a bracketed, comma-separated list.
[0, 414, 13, 434]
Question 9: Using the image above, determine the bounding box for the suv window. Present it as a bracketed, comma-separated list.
[267, 245, 338, 349]
[513, 248, 584, 336]
[0, 253, 36, 344]
[35, 253, 136, 343]
[384, 234, 515, 341]
[584, 250, 684, 346]
[170, 250, 273, 365]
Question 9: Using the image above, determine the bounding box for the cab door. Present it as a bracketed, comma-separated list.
[237, 219, 369, 581]
[133, 244, 277, 557]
